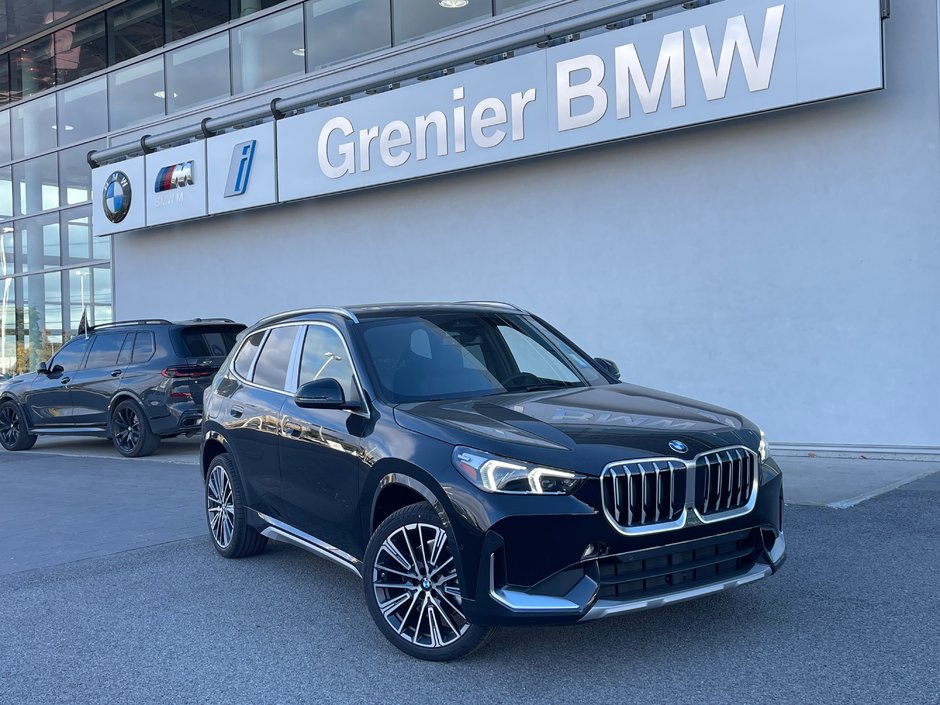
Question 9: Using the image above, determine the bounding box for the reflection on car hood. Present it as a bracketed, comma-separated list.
[394, 383, 758, 465]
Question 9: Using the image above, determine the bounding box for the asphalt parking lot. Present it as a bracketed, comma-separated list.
[1, 442, 938, 705]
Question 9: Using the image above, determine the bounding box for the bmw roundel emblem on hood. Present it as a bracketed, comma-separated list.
[669, 440, 689, 454]
[103, 171, 132, 224]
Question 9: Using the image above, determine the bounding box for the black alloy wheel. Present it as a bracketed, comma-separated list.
[364, 502, 494, 661]
[110, 400, 160, 457]
[0, 401, 37, 451]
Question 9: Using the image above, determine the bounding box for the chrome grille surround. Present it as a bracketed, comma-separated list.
[694, 447, 760, 524]
[600, 458, 688, 536]
[600, 446, 759, 536]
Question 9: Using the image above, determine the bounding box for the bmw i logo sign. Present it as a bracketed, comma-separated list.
[669, 440, 689, 454]
[102, 171, 132, 223]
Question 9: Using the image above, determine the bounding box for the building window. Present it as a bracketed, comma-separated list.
[166, 0, 230, 42]
[15, 212, 60, 273]
[232, 6, 304, 94]
[54, 13, 108, 85]
[109, 0, 164, 65]
[1, 223, 12, 276]
[306, 0, 390, 70]
[0, 56, 10, 107]
[0, 110, 9, 163]
[56, 77, 107, 146]
[391, 0, 490, 44]
[494, 0, 543, 13]
[60, 139, 104, 206]
[11, 93, 56, 160]
[13, 153, 59, 217]
[9, 35, 56, 100]
[232, 0, 284, 19]
[0, 166, 12, 219]
[166, 33, 230, 113]
[107, 57, 164, 130]
[62, 206, 107, 265]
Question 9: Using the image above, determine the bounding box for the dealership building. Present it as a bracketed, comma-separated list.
[0, 0, 936, 456]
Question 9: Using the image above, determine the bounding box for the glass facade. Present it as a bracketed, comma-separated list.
[0, 0, 566, 377]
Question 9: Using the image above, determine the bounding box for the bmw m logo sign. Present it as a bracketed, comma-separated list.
[102, 171, 132, 224]
[668, 440, 689, 454]
[154, 161, 195, 192]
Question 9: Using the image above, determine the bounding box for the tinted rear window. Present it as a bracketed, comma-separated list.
[179, 326, 243, 357]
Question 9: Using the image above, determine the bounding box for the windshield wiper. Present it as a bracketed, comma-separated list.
[522, 382, 579, 392]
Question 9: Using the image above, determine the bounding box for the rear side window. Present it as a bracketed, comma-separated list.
[84, 333, 128, 369]
[179, 326, 242, 357]
[132, 332, 156, 363]
[252, 326, 299, 391]
[233, 331, 264, 379]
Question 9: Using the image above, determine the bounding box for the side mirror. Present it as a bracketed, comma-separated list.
[595, 357, 621, 381]
[37, 362, 48, 374]
[51, 364, 65, 375]
[294, 378, 361, 410]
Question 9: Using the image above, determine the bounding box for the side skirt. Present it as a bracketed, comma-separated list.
[257, 512, 363, 578]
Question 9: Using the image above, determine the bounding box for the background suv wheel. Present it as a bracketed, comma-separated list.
[363, 502, 494, 661]
[110, 400, 160, 458]
[0, 401, 37, 451]
[205, 453, 268, 558]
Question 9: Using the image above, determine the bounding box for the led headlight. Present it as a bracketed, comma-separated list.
[452, 447, 586, 495]
[758, 429, 769, 462]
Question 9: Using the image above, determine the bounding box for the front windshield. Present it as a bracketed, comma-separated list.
[356, 313, 605, 403]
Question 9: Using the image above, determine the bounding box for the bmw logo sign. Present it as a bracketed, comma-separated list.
[102, 171, 132, 224]
[669, 440, 689, 454]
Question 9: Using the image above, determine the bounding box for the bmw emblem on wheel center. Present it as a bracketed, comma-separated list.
[669, 440, 689, 454]
[102, 171, 132, 224]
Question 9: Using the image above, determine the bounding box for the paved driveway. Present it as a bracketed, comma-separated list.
[0, 444, 937, 705]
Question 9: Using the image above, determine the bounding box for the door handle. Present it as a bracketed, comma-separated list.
[111, 369, 122, 378]
[230, 406, 244, 418]
[60, 377, 70, 385]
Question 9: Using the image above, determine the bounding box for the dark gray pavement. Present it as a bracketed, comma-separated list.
[1, 445, 938, 704]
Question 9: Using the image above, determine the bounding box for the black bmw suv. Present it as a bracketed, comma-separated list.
[0, 319, 245, 457]
[201, 303, 785, 660]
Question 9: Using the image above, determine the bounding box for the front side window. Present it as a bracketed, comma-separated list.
[357, 313, 601, 403]
[50, 336, 89, 372]
[251, 326, 298, 390]
[298, 325, 357, 401]
[83, 333, 127, 369]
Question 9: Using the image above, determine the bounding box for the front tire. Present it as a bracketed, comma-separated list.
[205, 453, 267, 558]
[0, 401, 37, 451]
[363, 502, 494, 661]
[110, 399, 160, 457]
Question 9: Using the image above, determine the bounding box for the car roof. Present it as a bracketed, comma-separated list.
[250, 302, 529, 329]
[88, 318, 244, 333]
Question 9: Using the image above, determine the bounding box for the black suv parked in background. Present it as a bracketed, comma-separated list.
[201, 303, 785, 660]
[0, 319, 245, 457]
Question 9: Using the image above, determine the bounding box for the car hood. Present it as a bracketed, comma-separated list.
[393, 384, 760, 474]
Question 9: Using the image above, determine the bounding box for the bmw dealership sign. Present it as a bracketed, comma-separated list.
[91, 0, 884, 236]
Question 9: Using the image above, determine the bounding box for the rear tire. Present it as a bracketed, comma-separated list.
[205, 453, 268, 559]
[363, 502, 494, 661]
[0, 401, 37, 451]
[110, 399, 160, 457]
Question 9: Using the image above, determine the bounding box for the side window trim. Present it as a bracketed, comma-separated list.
[299, 321, 369, 417]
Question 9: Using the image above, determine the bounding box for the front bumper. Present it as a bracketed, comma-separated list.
[457, 470, 785, 627]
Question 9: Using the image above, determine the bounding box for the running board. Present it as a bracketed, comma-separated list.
[258, 512, 362, 578]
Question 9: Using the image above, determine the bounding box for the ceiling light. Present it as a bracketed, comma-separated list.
[292, 48, 305, 57]
[439, 0, 469, 7]
[51, 124, 74, 131]
[153, 90, 178, 99]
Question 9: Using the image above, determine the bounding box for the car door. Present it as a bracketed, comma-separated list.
[68, 332, 130, 426]
[23, 336, 91, 427]
[278, 322, 365, 553]
[223, 326, 300, 519]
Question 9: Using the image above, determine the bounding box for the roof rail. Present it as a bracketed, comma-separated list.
[185, 318, 237, 323]
[90, 319, 172, 331]
[457, 301, 527, 312]
[252, 307, 360, 328]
